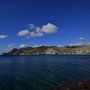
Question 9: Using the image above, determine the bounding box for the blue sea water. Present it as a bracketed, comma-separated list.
[0, 55, 90, 90]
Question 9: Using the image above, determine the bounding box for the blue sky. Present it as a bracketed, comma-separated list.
[0, 0, 90, 53]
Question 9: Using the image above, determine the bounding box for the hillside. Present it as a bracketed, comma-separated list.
[2, 45, 90, 55]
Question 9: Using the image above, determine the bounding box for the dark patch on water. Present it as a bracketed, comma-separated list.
[48, 75, 90, 90]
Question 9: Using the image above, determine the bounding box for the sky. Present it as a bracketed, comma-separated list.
[0, 0, 90, 54]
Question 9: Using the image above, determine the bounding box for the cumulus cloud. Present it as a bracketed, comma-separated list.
[41, 23, 58, 33]
[79, 37, 85, 41]
[20, 44, 28, 48]
[18, 23, 58, 39]
[0, 35, 8, 39]
[29, 24, 35, 29]
[35, 23, 58, 34]
[17, 30, 30, 36]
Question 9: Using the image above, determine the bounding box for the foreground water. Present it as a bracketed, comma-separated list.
[0, 55, 90, 90]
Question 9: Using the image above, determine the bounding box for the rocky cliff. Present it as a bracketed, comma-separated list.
[2, 45, 90, 55]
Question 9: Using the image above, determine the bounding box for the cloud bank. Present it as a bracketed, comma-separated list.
[69, 37, 90, 46]
[69, 42, 90, 46]
[17, 23, 58, 38]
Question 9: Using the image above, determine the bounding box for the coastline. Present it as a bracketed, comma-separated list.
[2, 45, 90, 55]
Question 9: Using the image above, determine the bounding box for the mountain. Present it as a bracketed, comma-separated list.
[2, 45, 90, 55]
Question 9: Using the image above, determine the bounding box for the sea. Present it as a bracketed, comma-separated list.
[0, 55, 90, 90]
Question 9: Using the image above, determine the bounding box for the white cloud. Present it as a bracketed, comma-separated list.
[0, 35, 8, 39]
[0, 44, 14, 54]
[17, 30, 30, 36]
[69, 42, 90, 46]
[68, 37, 88, 46]
[33, 23, 58, 34]
[41, 23, 58, 33]
[33, 45, 45, 47]
[36, 27, 41, 33]
[69, 42, 84, 46]
[8, 44, 13, 48]
[29, 24, 35, 29]
[30, 23, 58, 36]
[18, 23, 58, 38]
[20, 44, 28, 48]
[79, 37, 85, 41]
[30, 32, 44, 37]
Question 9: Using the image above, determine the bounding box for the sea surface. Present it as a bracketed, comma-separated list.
[0, 55, 90, 90]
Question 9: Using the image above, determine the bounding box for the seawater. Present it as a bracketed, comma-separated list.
[0, 55, 90, 90]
